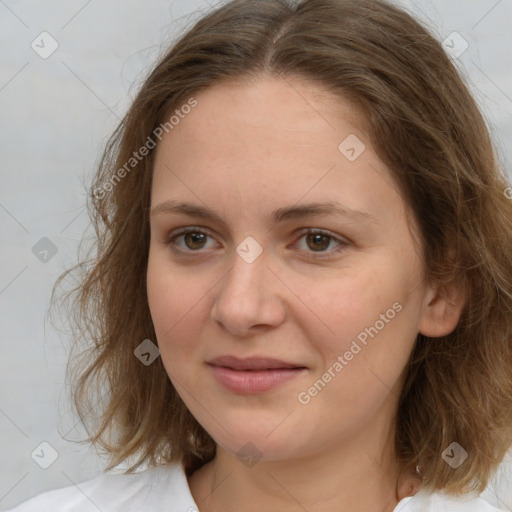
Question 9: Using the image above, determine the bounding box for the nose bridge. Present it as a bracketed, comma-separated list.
[211, 237, 285, 334]
[221, 239, 268, 302]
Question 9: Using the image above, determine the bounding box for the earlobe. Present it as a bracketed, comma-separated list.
[418, 281, 466, 338]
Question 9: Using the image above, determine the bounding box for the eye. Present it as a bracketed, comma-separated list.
[292, 228, 347, 257]
[165, 227, 218, 253]
[165, 226, 347, 257]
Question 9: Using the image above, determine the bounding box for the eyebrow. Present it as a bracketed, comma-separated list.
[150, 200, 378, 226]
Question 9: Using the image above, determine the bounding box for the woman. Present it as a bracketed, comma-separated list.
[9, 0, 512, 510]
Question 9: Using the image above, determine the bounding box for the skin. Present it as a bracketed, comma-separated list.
[146, 73, 465, 512]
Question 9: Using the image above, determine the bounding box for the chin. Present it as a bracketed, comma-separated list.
[205, 416, 317, 463]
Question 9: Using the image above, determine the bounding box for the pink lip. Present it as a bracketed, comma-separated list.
[207, 356, 308, 394]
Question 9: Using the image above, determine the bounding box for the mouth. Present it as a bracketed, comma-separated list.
[208, 355, 306, 371]
[207, 355, 308, 394]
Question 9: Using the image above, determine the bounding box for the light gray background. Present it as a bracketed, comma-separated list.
[1, 0, 511, 510]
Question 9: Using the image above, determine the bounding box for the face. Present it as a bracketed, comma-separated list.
[147, 74, 436, 462]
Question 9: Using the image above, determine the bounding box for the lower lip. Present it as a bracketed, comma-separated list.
[208, 365, 307, 394]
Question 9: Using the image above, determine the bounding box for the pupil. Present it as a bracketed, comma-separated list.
[185, 232, 206, 249]
[307, 233, 329, 251]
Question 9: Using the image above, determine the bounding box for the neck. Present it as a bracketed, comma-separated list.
[188, 409, 417, 512]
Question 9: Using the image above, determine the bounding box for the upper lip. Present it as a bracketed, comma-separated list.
[207, 355, 306, 371]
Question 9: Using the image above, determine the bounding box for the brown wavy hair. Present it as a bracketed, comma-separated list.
[50, 0, 512, 495]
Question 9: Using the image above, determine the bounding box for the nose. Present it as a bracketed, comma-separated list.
[210, 245, 286, 337]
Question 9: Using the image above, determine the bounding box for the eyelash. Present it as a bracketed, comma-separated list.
[164, 227, 348, 259]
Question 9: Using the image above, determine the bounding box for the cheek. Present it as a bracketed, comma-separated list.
[146, 251, 208, 354]
[299, 262, 421, 373]
[296, 268, 393, 341]
[295, 275, 420, 429]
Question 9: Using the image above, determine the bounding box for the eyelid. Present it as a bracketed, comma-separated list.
[165, 226, 220, 253]
[293, 227, 348, 257]
[165, 226, 349, 257]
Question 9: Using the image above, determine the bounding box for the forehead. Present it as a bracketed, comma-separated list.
[162, 73, 366, 145]
[153, 74, 370, 177]
[150, 74, 403, 228]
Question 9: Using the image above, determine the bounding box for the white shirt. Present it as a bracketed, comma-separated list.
[6, 462, 505, 511]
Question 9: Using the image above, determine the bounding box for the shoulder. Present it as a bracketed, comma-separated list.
[6, 463, 199, 512]
[397, 488, 506, 511]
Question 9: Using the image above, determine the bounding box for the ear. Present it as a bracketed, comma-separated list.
[418, 279, 466, 337]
